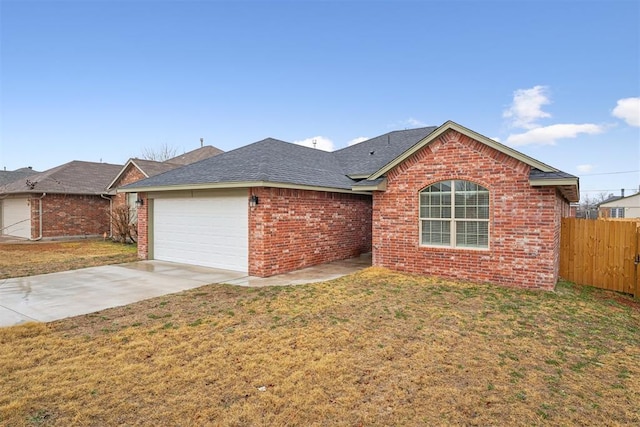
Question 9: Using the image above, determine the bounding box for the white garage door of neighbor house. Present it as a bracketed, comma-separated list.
[1, 198, 31, 239]
[153, 192, 248, 272]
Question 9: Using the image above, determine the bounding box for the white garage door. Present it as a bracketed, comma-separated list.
[153, 191, 248, 272]
[2, 198, 31, 239]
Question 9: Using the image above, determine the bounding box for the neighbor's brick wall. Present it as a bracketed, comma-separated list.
[136, 192, 149, 260]
[111, 165, 146, 208]
[249, 187, 372, 277]
[30, 194, 111, 238]
[373, 129, 571, 290]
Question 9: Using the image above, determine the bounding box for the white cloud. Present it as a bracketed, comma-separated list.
[503, 85, 551, 129]
[490, 136, 501, 143]
[505, 123, 604, 146]
[293, 136, 334, 152]
[612, 97, 640, 127]
[348, 136, 369, 146]
[405, 117, 426, 127]
[389, 117, 427, 128]
[576, 164, 594, 173]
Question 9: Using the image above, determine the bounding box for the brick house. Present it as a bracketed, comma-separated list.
[0, 146, 223, 241]
[598, 190, 640, 219]
[120, 121, 579, 290]
[107, 146, 224, 210]
[0, 161, 122, 239]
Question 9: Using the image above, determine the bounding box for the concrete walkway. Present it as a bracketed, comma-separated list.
[0, 255, 371, 327]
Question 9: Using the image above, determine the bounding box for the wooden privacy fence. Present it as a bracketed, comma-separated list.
[560, 218, 640, 297]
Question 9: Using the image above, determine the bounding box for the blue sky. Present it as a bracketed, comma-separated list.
[1, 0, 638, 200]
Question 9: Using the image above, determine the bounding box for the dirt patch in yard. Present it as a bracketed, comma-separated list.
[0, 240, 138, 279]
[1, 268, 638, 426]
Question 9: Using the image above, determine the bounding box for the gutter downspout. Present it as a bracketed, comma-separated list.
[101, 193, 113, 238]
[29, 193, 46, 241]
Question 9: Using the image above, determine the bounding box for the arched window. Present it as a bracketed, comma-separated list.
[419, 180, 489, 248]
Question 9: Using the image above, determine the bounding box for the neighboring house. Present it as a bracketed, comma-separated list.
[0, 167, 38, 186]
[0, 161, 122, 239]
[120, 121, 579, 290]
[106, 145, 224, 219]
[598, 191, 640, 218]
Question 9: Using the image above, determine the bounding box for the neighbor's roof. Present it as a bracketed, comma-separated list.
[598, 192, 640, 207]
[131, 159, 180, 177]
[166, 145, 224, 165]
[0, 161, 122, 195]
[120, 121, 580, 202]
[107, 146, 224, 190]
[0, 167, 39, 186]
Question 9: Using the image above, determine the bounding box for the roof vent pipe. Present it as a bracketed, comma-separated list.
[200, 137, 204, 147]
[621, 188, 625, 197]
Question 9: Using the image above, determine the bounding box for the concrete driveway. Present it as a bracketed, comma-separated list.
[0, 255, 370, 327]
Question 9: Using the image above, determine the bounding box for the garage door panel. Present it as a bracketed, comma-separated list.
[2, 198, 31, 239]
[153, 193, 248, 272]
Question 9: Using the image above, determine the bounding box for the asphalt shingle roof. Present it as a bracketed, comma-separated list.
[0, 167, 39, 186]
[121, 124, 578, 201]
[124, 138, 355, 190]
[333, 127, 438, 176]
[529, 169, 578, 181]
[131, 159, 182, 177]
[122, 128, 440, 191]
[166, 146, 224, 165]
[0, 161, 122, 195]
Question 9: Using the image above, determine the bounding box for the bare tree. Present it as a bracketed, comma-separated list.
[578, 192, 613, 219]
[107, 205, 137, 243]
[141, 143, 178, 162]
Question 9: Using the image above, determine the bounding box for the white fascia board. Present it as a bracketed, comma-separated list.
[351, 178, 387, 192]
[529, 178, 579, 187]
[117, 181, 372, 195]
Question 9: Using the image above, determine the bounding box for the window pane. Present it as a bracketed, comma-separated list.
[457, 221, 489, 248]
[422, 220, 451, 245]
[466, 207, 478, 219]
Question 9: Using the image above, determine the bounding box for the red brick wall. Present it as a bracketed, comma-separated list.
[112, 165, 146, 208]
[30, 194, 111, 238]
[373, 129, 570, 290]
[136, 192, 149, 260]
[249, 187, 372, 277]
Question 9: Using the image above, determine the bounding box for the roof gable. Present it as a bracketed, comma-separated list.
[367, 121, 579, 202]
[369, 121, 559, 179]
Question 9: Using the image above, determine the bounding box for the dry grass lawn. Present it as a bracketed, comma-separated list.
[0, 240, 137, 279]
[1, 268, 639, 426]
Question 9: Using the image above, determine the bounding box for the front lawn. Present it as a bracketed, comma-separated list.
[0, 240, 138, 279]
[1, 268, 638, 425]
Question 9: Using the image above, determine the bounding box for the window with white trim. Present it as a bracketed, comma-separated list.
[420, 180, 489, 248]
[610, 207, 625, 218]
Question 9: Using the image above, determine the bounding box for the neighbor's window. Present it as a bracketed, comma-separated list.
[127, 192, 139, 224]
[610, 207, 625, 218]
[420, 180, 489, 248]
